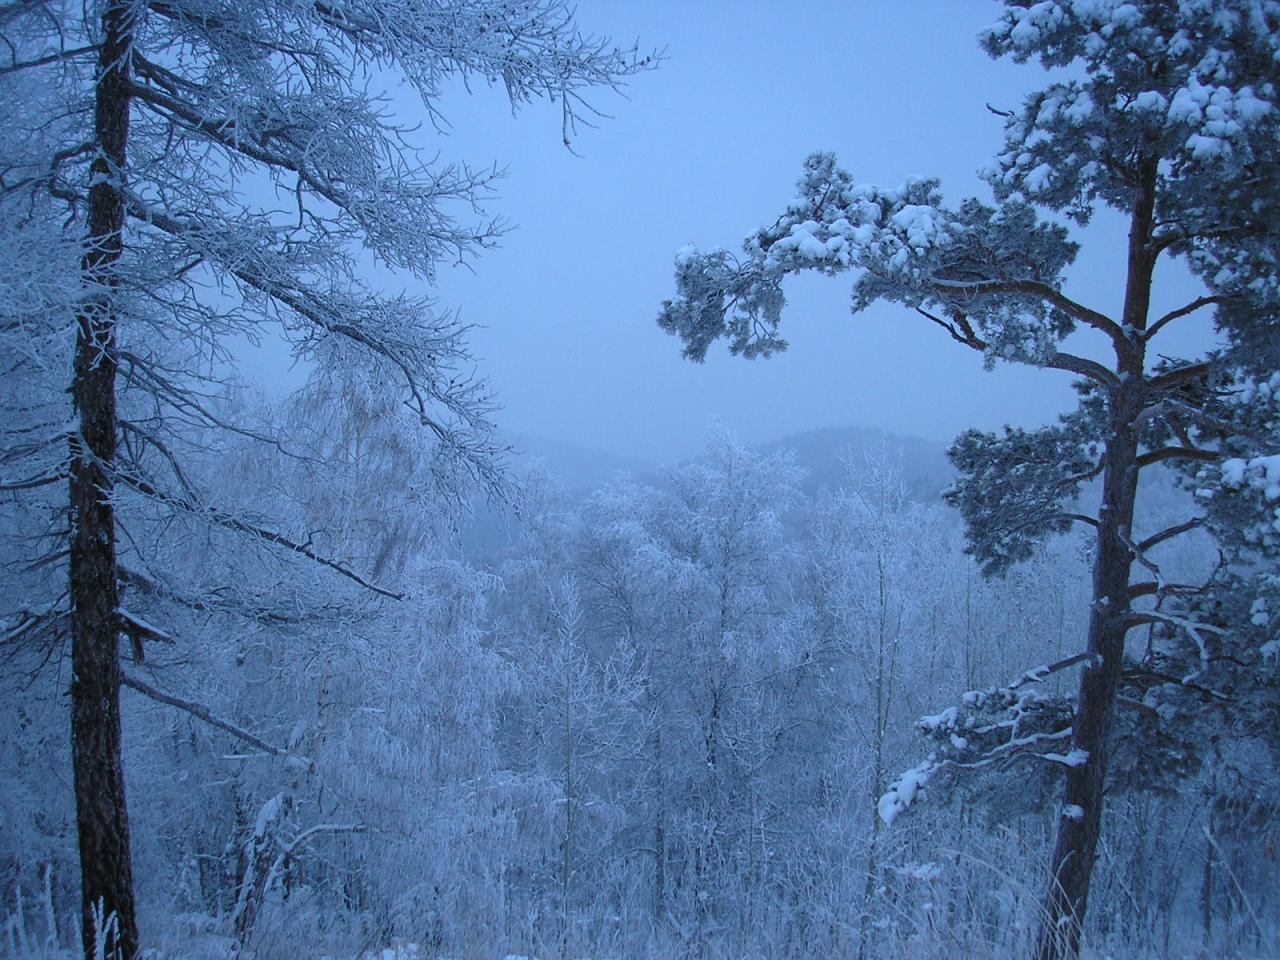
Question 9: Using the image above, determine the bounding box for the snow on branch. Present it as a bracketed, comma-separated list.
[1125, 610, 1225, 683]
[878, 653, 1095, 824]
[1, 601, 67, 650]
[1038, 748, 1089, 768]
[1006, 651, 1098, 690]
[115, 607, 173, 663]
[115, 609, 172, 644]
[879, 760, 934, 826]
[658, 151, 1124, 374]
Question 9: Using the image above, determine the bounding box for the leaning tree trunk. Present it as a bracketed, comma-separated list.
[1034, 160, 1157, 960]
[69, 2, 137, 958]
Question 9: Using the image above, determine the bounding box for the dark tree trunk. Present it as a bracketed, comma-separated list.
[69, 2, 136, 958]
[1034, 160, 1157, 960]
[1033, 423, 1137, 960]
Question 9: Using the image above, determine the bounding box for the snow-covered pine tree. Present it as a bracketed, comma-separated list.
[0, 2, 651, 957]
[1167, 370, 1280, 909]
[655, 3, 1280, 958]
[1172, 370, 1280, 743]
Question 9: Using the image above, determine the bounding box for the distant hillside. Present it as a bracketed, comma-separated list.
[511, 426, 954, 500]
[759, 426, 954, 503]
[507, 432, 653, 492]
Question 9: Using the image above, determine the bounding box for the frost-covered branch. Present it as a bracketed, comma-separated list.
[118, 198, 507, 495]
[115, 468, 405, 600]
[121, 672, 308, 764]
[0, 43, 97, 75]
[117, 565, 352, 627]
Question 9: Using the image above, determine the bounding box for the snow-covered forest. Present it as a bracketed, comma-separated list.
[2, 2, 1279, 960]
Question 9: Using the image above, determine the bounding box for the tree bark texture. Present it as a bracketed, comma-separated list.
[1035, 160, 1158, 960]
[1033, 416, 1139, 960]
[70, 2, 137, 957]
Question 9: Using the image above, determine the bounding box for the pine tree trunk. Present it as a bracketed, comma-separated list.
[69, 2, 136, 958]
[1033, 423, 1138, 960]
[1034, 160, 1156, 960]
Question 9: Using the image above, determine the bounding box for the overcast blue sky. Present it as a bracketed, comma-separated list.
[241, 1, 1217, 464]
